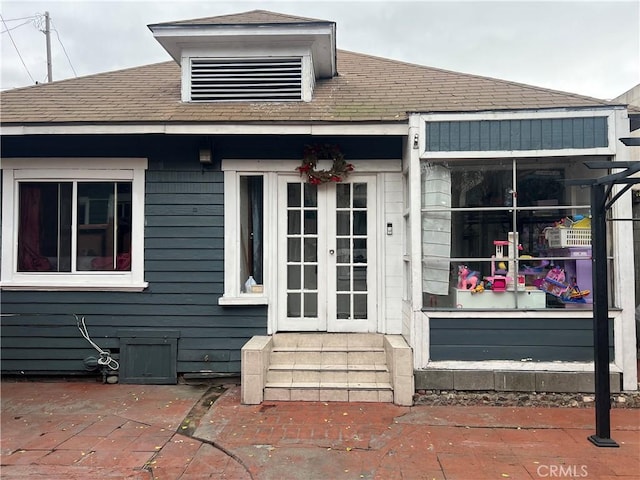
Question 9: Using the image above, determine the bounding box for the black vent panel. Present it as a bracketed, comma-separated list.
[190, 58, 303, 102]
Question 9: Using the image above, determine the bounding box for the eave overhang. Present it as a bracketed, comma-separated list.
[0, 122, 408, 136]
[148, 22, 337, 79]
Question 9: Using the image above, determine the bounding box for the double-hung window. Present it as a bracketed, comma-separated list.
[1, 158, 148, 291]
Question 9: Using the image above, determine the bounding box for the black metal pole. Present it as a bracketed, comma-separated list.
[588, 184, 618, 447]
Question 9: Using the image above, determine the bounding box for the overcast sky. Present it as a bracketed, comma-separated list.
[1, 0, 638, 100]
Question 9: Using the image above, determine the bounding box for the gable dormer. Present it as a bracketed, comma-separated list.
[148, 10, 337, 103]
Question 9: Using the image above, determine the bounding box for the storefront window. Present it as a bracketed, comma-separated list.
[421, 157, 602, 309]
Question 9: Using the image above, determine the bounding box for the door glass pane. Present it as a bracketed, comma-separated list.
[336, 238, 351, 263]
[353, 266, 367, 291]
[353, 211, 367, 235]
[288, 238, 301, 262]
[337, 183, 350, 208]
[353, 239, 367, 263]
[304, 183, 317, 207]
[304, 265, 317, 289]
[304, 211, 317, 234]
[337, 212, 350, 235]
[288, 293, 301, 317]
[304, 293, 318, 317]
[288, 183, 301, 207]
[353, 183, 367, 208]
[288, 211, 301, 234]
[337, 294, 350, 319]
[304, 238, 317, 262]
[288, 265, 301, 289]
[354, 294, 367, 319]
[337, 266, 350, 291]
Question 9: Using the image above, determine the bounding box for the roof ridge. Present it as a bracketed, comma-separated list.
[244, 9, 331, 23]
[149, 9, 331, 27]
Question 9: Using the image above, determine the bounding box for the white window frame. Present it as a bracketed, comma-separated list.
[1, 158, 148, 291]
[219, 160, 288, 306]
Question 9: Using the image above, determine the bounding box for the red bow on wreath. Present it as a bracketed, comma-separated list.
[296, 144, 354, 184]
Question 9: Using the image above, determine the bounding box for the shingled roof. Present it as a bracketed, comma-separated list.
[149, 9, 331, 27]
[0, 42, 618, 127]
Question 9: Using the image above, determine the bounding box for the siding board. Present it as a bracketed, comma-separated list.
[146, 193, 224, 205]
[146, 249, 223, 261]
[145, 272, 224, 283]
[177, 361, 240, 372]
[429, 317, 613, 362]
[424, 116, 609, 152]
[1, 349, 99, 360]
[146, 205, 223, 216]
[594, 116, 607, 147]
[1, 360, 96, 372]
[146, 238, 222, 249]
[145, 216, 223, 227]
[145, 226, 224, 238]
[429, 345, 595, 362]
[459, 121, 470, 151]
[178, 350, 231, 362]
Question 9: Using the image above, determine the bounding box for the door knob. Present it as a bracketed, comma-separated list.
[329, 249, 335, 255]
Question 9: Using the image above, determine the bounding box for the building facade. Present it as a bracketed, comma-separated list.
[1, 11, 637, 397]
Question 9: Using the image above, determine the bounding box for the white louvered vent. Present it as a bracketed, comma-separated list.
[190, 57, 303, 102]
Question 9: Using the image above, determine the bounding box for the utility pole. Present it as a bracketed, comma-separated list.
[45, 11, 52, 82]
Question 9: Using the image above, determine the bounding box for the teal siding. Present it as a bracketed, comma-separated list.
[429, 317, 613, 362]
[426, 116, 609, 152]
[0, 134, 402, 379]
[0, 144, 267, 377]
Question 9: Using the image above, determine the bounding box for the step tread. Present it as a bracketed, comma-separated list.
[265, 381, 393, 390]
[269, 363, 388, 372]
[272, 346, 385, 353]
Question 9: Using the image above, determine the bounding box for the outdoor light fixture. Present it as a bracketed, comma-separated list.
[199, 147, 212, 164]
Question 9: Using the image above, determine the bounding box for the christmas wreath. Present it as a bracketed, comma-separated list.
[296, 144, 354, 184]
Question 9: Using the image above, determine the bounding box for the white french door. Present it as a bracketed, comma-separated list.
[277, 175, 377, 332]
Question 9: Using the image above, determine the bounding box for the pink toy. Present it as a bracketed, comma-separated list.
[458, 265, 480, 290]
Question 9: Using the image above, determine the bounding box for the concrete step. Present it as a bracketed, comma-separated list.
[271, 345, 386, 352]
[272, 333, 384, 348]
[265, 333, 393, 403]
[269, 363, 388, 371]
[241, 333, 414, 406]
[266, 369, 391, 384]
[269, 350, 387, 365]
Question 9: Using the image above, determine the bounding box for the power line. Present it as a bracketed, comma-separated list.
[1, 19, 33, 34]
[51, 22, 77, 77]
[0, 13, 36, 84]
[1, 15, 37, 22]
